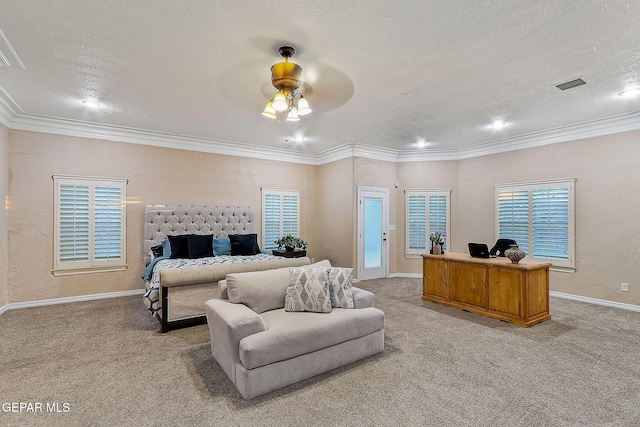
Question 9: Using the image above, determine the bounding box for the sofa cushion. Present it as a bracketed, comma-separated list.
[285, 267, 331, 313]
[226, 268, 292, 314]
[328, 267, 354, 309]
[220, 259, 332, 301]
[239, 307, 385, 370]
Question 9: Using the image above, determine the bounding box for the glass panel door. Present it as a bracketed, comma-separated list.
[364, 197, 382, 269]
[358, 187, 388, 280]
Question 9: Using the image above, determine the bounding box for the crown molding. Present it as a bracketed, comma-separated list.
[454, 109, 640, 160]
[1, 86, 639, 165]
[4, 112, 319, 166]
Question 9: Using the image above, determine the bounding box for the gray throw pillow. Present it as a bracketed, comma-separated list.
[285, 267, 332, 313]
[328, 267, 355, 309]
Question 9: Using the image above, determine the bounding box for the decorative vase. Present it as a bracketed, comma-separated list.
[432, 244, 442, 255]
[505, 244, 526, 264]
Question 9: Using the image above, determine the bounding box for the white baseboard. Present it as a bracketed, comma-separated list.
[550, 291, 640, 313]
[2, 286, 637, 316]
[388, 273, 422, 279]
[4, 289, 146, 311]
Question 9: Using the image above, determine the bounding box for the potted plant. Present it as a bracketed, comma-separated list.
[429, 232, 444, 255]
[274, 234, 308, 252]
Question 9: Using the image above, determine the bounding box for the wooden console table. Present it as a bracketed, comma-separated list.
[422, 252, 551, 327]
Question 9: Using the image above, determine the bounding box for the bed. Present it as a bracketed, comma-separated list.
[142, 204, 311, 332]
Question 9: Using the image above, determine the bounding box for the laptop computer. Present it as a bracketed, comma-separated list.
[468, 243, 496, 258]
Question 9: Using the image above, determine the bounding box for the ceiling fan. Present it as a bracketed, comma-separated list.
[262, 46, 312, 122]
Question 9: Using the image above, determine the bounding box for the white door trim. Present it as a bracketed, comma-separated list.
[357, 186, 389, 280]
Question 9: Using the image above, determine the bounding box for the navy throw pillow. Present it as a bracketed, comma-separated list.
[168, 235, 189, 259]
[187, 234, 214, 259]
[229, 234, 260, 256]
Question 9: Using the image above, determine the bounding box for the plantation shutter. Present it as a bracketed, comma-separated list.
[495, 178, 575, 270]
[405, 189, 450, 255]
[94, 186, 123, 261]
[59, 184, 90, 264]
[428, 194, 448, 251]
[263, 193, 282, 251]
[282, 194, 299, 236]
[407, 195, 427, 251]
[262, 189, 300, 251]
[54, 176, 127, 274]
[533, 187, 569, 261]
[498, 190, 530, 254]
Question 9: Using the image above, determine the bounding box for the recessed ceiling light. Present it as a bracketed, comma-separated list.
[490, 120, 508, 129]
[415, 139, 432, 148]
[618, 88, 640, 98]
[82, 100, 101, 108]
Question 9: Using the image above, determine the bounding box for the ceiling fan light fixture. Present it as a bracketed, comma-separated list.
[272, 91, 289, 112]
[262, 101, 276, 118]
[263, 45, 312, 121]
[286, 106, 300, 121]
[297, 96, 312, 115]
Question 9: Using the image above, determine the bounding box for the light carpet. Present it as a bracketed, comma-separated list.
[1, 277, 639, 426]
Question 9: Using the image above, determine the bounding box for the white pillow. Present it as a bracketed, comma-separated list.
[328, 267, 354, 309]
[285, 267, 332, 313]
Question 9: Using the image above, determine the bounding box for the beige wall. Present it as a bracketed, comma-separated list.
[4, 127, 640, 307]
[456, 130, 640, 305]
[314, 157, 354, 268]
[7, 130, 317, 303]
[0, 124, 8, 308]
[395, 160, 460, 275]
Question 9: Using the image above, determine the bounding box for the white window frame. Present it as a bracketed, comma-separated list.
[53, 175, 127, 275]
[405, 188, 451, 257]
[261, 188, 300, 251]
[495, 178, 576, 272]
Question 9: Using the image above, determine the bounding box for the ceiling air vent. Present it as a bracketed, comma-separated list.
[555, 78, 587, 91]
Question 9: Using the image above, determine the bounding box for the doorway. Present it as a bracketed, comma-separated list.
[357, 186, 389, 280]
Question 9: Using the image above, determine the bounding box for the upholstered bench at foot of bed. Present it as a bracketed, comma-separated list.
[155, 257, 311, 332]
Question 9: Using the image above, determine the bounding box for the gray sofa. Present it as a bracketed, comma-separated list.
[204, 262, 385, 399]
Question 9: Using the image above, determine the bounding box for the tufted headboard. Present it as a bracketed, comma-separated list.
[143, 205, 254, 265]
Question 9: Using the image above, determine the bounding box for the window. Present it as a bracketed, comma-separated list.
[495, 178, 575, 271]
[405, 189, 451, 256]
[53, 175, 127, 275]
[261, 188, 300, 251]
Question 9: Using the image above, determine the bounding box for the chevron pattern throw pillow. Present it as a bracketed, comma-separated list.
[328, 267, 354, 309]
[285, 267, 332, 313]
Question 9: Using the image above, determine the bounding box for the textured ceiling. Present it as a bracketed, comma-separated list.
[0, 0, 639, 156]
